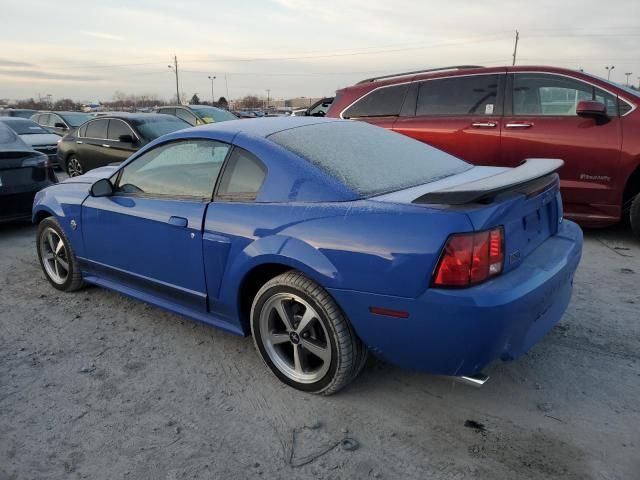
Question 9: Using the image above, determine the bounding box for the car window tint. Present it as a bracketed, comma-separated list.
[513, 73, 618, 116]
[85, 119, 108, 138]
[342, 84, 408, 118]
[416, 75, 500, 116]
[269, 120, 471, 197]
[78, 124, 88, 137]
[50, 114, 64, 127]
[117, 140, 230, 198]
[175, 108, 197, 125]
[38, 114, 51, 126]
[217, 148, 266, 199]
[107, 119, 134, 141]
[158, 108, 175, 115]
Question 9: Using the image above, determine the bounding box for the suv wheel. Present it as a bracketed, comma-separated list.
[251, 271, 367, 395]
[67, 155, 84, 177]
[629, 193, 640, 239]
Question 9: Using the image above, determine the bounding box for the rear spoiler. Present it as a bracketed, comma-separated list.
[413, 159, 564, 205]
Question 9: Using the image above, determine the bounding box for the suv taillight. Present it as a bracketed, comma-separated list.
[432, 227, 504, 287]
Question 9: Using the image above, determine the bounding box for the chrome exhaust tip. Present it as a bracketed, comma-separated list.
[457, 373, 489, 387]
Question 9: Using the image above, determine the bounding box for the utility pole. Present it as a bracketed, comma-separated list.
[208, 75, 216, 104]
[511, 30, 519, 66]
[266, 89, 271, 109]
[605, 65, 615, 81]
[168, 56, 180, 104]
[624, 72, 632, 86]
[225, 74, 229, 103]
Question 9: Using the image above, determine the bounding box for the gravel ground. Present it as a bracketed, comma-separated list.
[1, 217, 639, 480]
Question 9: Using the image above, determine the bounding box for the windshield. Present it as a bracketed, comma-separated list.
[269, 121, 472, 196]
[131, 116, 190, 140]
[60, 112, 92, 127]
[191, 106, 237, 123]
[0, 119, 48, 135]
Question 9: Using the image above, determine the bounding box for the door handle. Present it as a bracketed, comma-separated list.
[168, 216, 188, 228]
[101, 144, 111, 148]
[505, 122, 533, 129]
[76, 140, 83, 144]
[471, 122, 497, 128]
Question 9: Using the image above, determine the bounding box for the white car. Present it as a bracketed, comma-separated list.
[0, 117, 61, 168]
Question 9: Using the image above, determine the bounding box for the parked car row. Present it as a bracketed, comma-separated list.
[326, 65, 640, 234]
[0, 122, 57, 223]
[0, 118, 61, 167]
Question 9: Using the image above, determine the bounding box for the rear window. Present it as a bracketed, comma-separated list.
[131, 116, 190, 140]
[1, 119, 48, 135]
[268, 121, 471, 196]
[342, 84, 408, 118]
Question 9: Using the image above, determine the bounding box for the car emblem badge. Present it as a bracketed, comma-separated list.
[70, 219, 77, 230]
[509, 250, 521, 264]
[289, 332, 301, 344]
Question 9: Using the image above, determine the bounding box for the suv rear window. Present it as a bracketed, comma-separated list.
[269, 121, 471, 196]
[342, 84, 408, 118]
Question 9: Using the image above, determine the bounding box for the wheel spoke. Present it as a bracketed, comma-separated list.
[57, 257, 69, 272]
[293, 344, 303, 373]
[47, 232, 56, 252]
[295, 308, 316, 334]
[269, 331, 290, 345]
[274, 299, 294, 331]
[301, 339, 331, 363]
[44, 253, 55, 261]
[55, 238, 64, 254]
[54, 259, 60, 278]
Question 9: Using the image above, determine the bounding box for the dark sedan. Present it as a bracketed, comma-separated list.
[0, 122, 57, 223]
[57, 113, 190, 176]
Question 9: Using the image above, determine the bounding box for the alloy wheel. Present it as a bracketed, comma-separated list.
[258, 292, 332, 383]
[67, 157, 83, 177]
[39, 227, 70, 285]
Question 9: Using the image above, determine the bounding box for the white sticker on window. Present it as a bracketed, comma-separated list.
[485, 104, 494, 115]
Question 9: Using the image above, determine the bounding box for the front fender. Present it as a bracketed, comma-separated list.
[32, 184, 89, 256]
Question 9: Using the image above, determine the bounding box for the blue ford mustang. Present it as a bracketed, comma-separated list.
[33, 117, 582, 394]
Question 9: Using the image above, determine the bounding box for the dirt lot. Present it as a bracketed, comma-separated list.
[1, 215, 639, 479]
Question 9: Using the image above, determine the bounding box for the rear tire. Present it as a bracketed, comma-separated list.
[630, 193, 640, 240]
[37, 217, 84, 292]
[251, 271, 367, 395]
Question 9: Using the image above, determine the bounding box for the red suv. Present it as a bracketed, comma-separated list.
[327, 65, 640, 236]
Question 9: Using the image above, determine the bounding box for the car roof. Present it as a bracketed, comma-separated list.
[177, 116, 341, 138]
[88, 112, 176, 121]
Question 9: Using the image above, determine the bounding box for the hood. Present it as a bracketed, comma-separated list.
[20, 133, 60, 146]
[62, 165, 119, 184]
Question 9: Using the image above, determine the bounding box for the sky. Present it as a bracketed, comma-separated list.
[1, 0, 639, 103]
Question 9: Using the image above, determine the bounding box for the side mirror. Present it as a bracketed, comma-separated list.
[54, 122, 67, 129]
[118, 134, 135, 143]
[90, 178, 114, 197]
[576, 100, 607, 119]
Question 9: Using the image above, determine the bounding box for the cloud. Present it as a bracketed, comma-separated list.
[79, 31, 124, 41]
[0, 68, 101, 82]
[0, 58, 34, 67]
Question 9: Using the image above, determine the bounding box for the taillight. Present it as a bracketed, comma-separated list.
[432, 227, 504, 287]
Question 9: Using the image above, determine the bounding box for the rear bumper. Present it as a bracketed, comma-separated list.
[1, 178, 58, 223]
[329, 220, 583, 376]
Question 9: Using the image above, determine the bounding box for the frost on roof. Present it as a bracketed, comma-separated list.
[268, 121, 471, 196]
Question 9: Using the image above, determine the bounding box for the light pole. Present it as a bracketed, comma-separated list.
[208, 75, 216, 105]
[605, 65, 615, 81]
[624, 72, 632, 86]
[265, 89, 271, 110]
[168, 56, 180, 104]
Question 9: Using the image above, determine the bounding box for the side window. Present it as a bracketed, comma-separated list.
[38, 114, 51, 126]
[51, 115, 64, 127]
[343, 84, 409, 118]
[116, 140, 230, 198]
[158, 108, 175, 116]
[512, 74, 618, 116]
[175, 108, 198, 125]
[107, 120, 135, 141]
[217, 148, 266, 200]
[416, 75, 500, 116]
[77, 124, 87, 137]
[85, 119, 108, 138]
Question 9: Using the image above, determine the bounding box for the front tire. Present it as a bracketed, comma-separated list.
[251, 271, 367, 395]
[66, 155, 84, 177]
[630, 193, 640, 239]
[37, 217, 84, 292]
